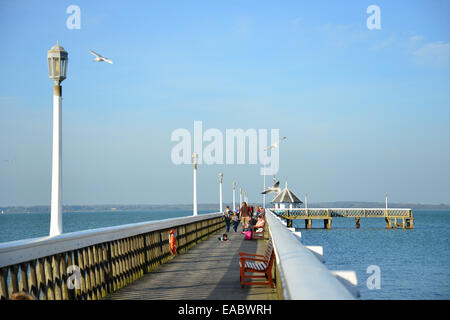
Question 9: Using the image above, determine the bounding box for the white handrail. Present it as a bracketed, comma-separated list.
[0, 212, 221, 268]
[266, 209, 356, 300]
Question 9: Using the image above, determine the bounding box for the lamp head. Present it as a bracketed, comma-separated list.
[47, 41, 68, 85]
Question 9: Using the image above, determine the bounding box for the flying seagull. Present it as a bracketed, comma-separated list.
[264, 136, 287, 151]
[88, 49, 113, 64]
[261, 180, 281, 195]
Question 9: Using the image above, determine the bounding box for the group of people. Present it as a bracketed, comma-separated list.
[222, 202, 266, 236]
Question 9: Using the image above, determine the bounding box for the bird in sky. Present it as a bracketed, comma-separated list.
[261, 180, 281, 195]
[264, 136, 287, 151]
[88, 49, 113, 64]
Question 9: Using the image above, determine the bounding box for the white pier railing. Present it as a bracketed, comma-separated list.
[0, 213, 223, 300]
[266, 209, 358, 300]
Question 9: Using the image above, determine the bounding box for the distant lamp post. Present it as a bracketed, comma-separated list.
[239, 187, 242, 208]
[263, 166, 266, 208]
[218, 173, 223, 213]
[232, 182, 236, 211]
[385, 192, 388, 210]
[192, 153, 199, 216]
[305, 193, 308, 214]
[48, 41, 68, 237]
[244, 191, 248, 203]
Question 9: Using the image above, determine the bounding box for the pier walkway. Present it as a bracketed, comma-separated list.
[107, 226, 278, 300]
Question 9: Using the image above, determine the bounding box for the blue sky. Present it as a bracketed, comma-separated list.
[0, 0, 449, 206]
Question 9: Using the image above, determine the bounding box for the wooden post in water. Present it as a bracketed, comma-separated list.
[327, 209, 332, 229]
[385, 218, 392, 229]
[286, 219, 293, 228]
[355, 218, 360, 229]
[305, 219, 312, 229]
[323, 219, 332, 229]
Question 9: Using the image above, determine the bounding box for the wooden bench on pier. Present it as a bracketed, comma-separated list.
[238, 239, 275, 288]
[250, 224, 265, 240]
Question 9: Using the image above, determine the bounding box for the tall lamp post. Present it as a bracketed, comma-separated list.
[385, 192, 388, 210]
[232, 182, 236, 212]
[218, 173, 223, 213]
[305, 193, 308, 214]
[263, 166, 266, 208]
[239, 187, 242, 208]
[244, 191, 248, 204]
[48, 41, 68, 237]
[192, 153, 198, 216]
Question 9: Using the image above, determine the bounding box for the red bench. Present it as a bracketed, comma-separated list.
[238, 239, 275, 288]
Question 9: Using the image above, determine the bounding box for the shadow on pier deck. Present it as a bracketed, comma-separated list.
[107, 227, 279, 300]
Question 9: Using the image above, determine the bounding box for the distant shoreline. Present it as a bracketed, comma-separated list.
[1, 202, 449, 214]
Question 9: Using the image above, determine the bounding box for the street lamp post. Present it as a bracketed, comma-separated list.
[239, 187, 242, 208]
[218, 173, 223, 213]
[385, 192, 388, 210]
[232, 182, 236, 212]
[263, 166, 266, 208]
[192, 153, 198, 216]
[305, 193, 308, 214]
[244, 191, 248, 204]
[48, 41, 68, 237]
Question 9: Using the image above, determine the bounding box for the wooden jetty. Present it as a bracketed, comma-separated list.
[273, 208, 414, 229]
[107, 228, 278, 300]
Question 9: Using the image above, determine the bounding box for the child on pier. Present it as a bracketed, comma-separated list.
[232, 212, 240, 232]
[223, 206, 232, 232]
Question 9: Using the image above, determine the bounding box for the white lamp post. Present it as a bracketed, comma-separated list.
[244, 191, 248, 203]
[48, 41, 68, 237]
[232, 182, 236, 211]
[192, 153, 198, 216]
[385, 192, 388, 210]
[263, 166, 266, 208]
[239, 187, 242, 208]
[218, 173, 223, 213]
[305, 193, 308, 214]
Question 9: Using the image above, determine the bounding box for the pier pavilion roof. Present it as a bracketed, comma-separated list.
[272, 186, 303, 204]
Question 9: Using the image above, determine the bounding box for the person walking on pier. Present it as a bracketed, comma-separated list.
[223, 205, 232, 232]
[232, 211, 240, 232]
[240, 202, 250, 231]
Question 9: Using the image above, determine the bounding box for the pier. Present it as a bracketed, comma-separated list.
[0, 210, 358, 300]
[273, 208, 414, 229]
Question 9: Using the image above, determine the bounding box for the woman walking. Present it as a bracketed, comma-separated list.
[239, 202, 251, 231]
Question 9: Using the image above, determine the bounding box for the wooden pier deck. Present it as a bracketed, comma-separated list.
[107, 226, 279, 300]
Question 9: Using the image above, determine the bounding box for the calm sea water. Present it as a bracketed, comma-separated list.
[0, 210, 448, 299]
[295, 210, 450, 300]
[0, 210, 212, 243]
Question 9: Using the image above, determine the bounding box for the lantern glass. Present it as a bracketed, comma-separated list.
[47, 41, 68, 84]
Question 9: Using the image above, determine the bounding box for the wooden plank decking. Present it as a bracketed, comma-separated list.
[107, 226, 279, 300]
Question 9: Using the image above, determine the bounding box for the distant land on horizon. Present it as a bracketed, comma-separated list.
[1, 202, 450, 214]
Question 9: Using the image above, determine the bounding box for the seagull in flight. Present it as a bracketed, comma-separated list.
[88, 49, 113, 64]
[261, 180, 281, 195]
[264, 136, 287, 151]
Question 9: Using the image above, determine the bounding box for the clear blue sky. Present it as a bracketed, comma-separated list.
[0, 0, 449, 206]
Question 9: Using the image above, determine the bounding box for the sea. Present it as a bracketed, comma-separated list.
[0, 209, 449, 300]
